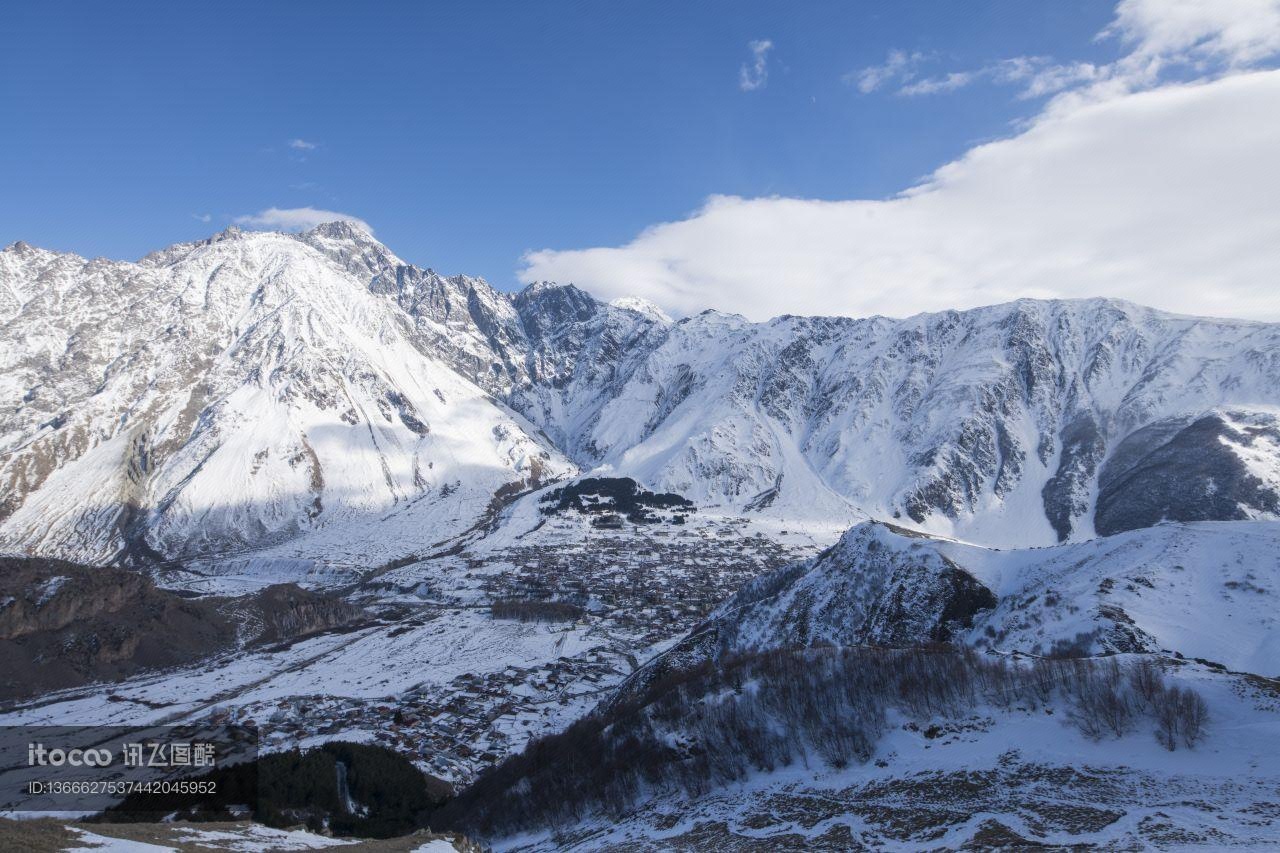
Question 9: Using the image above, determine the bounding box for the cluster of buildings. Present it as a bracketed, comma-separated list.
[201, 512, 812, 785]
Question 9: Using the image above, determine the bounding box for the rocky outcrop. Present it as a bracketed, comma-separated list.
[703, 522, 997, 651]
[0, 557, 366, 700]
[862, 559, 998, 644]
[1043, 413, 1108, 541]
[1095, 412, 1280, 536]
[252, 582, 365, 645]
[0, 559, 152, 640]
[0, 557, 239, 699]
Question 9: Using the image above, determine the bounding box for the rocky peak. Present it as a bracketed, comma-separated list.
[294, 221, 403, 283]
[2, 240, 36, 255]
[304, 219, 373, 241]
[513, 281, 601, 339]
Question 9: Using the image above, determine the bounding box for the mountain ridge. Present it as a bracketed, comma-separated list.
[3, 225, 1280, 569]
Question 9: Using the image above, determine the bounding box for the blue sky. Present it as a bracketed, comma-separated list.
[1, 0, 1121, 287]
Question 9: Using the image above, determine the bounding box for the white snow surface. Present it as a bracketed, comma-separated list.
[168, 824, 356, 850]
[410, 842, 459, 853]
[64, 828, 176, 852]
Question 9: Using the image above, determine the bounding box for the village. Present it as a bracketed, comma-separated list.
[200, 495, 816, 785]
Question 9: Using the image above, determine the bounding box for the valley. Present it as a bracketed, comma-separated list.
[0, 503, 816, 788]
[2, 225, 1279, 849]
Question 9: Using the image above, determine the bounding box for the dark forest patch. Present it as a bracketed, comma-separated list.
[539, 477, 693, 524]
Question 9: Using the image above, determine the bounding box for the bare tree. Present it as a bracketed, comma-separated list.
[1029, 658, 1057, 705]
[1178, 689, 1209, 748]
[436, 649, 1213, 837]
[1129, 657, 1164, 708]
[1098, 684, 1132, 737]
[1155, 685, 1183, 751]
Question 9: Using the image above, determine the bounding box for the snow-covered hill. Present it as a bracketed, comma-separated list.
[444, 516, 1280, 849]
[4, 224, 1280, 569]
[464, 653, 1280, 851]
[617, 518, 1280, 708]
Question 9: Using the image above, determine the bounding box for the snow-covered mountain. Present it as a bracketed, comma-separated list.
[514, 295, 1280, 546]
[5, 225, 1280, 850]
[4, 224, 1280, 568]
[0, 225, 572, 567]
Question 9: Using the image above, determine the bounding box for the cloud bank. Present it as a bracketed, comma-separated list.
[522, 1, 1280, 322]
[235, 207, 373, 235]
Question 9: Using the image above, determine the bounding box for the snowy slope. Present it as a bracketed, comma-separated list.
[620, 519, 1280, 698]
[954, 520, 1280, 675]
[458, 516, 1280, 848]
[490, 659, 1280, 851]
[0, 227, 573, 568]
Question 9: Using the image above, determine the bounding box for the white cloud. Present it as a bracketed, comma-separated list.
[1058, 0, 1280, 102]
[288, 138, 318, 150]
[1019, 61, 1104, 98]
[896, 56, 1100, 98]
[739, 39, 773, 91]
[521, 1, 1280, 323]
[846, 49, 925, 93]
[1106, 0, 1280, 67]
[855, 0, 1280, 102]
[191, 212, 212, 223]
[234, 207, 373, 234]
[896, 69, 977, 96]
[521, 69, 1280, 323]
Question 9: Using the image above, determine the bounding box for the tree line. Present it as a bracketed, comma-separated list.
[433, 646, 1209, 838]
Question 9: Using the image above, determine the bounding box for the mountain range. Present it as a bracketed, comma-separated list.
[3, 223, 1279, 570]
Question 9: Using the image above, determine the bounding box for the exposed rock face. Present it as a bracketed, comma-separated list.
[0, 557, 239, 699]
[0, 557, 365, 700]
[252, 582, 365, 645]
[1043, 413, 1108, 541]
[0, 560, 151, 640]
[1095, 412, 1280, 535]
[864, 560, 998, 644]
